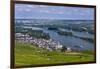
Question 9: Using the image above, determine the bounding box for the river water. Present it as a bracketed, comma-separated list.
[42, 28, 94, 51]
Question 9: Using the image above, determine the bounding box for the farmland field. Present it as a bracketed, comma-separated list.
[15, 41, 95, 66]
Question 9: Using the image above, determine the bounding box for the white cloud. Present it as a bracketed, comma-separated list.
[39, 9, 65, 14]
[25, 9, 31, 12]
[48, 11, 64, 14]
[39, 5, 50, 8]
[27, 5, 33, 8]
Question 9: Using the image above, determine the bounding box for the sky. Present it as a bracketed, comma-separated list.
[15, 4, 94, 20]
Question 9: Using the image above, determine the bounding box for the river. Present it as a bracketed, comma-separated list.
[42, 28, 94, 51]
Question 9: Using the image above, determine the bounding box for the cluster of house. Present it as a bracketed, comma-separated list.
[15, 33, 63, 51]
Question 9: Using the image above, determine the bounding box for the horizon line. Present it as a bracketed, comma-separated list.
[15, 18, 94, 21]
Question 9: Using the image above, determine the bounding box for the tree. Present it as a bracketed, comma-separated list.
[61, 46, 67, 52]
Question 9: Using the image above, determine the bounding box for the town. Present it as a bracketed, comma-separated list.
[15, 33, 63, 51]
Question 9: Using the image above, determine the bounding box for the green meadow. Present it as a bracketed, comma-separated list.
[15, 41, 95, 66]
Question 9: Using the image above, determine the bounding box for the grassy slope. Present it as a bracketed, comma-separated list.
[15, 41, 95, 66]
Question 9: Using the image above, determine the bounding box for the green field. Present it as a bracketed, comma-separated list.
[15, 41, 95, 66]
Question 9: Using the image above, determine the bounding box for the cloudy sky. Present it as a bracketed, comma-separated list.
[15, 4, 94, 20]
